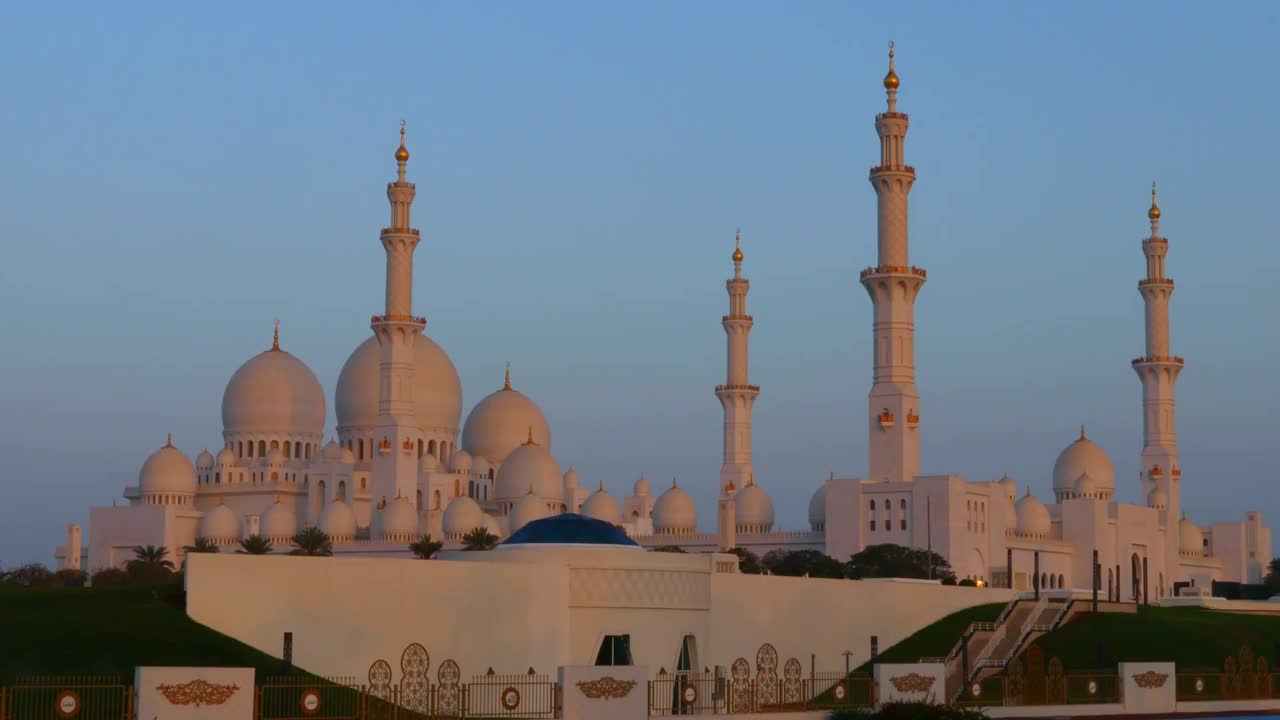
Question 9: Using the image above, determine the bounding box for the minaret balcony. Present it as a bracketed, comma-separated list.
[371, 314, 427, 326]
[715, 384, 760, 393]
[1130, 355, 1184, 366]
[877, 408, 895, 431]
[869, 165, 916, 177]
[875, 112, 909, 121]
[1138, 278, 1174, 288]
[859, 265, 927, 280]
[380, 227, 421, 237]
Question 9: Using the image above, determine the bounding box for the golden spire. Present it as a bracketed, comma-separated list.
[598, 479, 604, 492]
[524, 426, 536, 446]
[1079, 424, 1086, 441]
[1148, 181, 1161, 220]
[672, 476, 678, 488]
[504, 362, 511, 391]
[883, 41, 900, 90]
[527, 482, 535, 496]
[732, 228, 744, 263]
[165, 432, 173, 447]
[396, 120, 410, 163]
[271, 318, 280, 351]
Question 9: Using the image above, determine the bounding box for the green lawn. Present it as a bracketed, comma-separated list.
[854, 603, 1007, 672]
[1030, 605, 1280, 671]
[0, 583, 293, 683]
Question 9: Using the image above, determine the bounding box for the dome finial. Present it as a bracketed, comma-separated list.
[271, 318, 280, 351]
[165, 432, 173, 447]
[883, 40, 900, 91]
[672, 476, 678, 488]
[732, 228, 744, 264]
[1079, 423, 1086, 441]
[1148, 181, 1161, 221]
[395, 120, 410, 163]
[527, 481, 535, 496]
[525, 426, 536, 446]
[504, 361, 511, 390]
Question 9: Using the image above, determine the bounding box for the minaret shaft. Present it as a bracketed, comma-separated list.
[717, 235, 758, 492]
[861, 46, 924, 484]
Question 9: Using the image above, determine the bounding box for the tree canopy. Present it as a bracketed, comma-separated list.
[762, 549, 846, 578]
[847, 543, 954, 581]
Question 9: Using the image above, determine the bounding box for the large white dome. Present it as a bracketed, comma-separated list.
[509, 492, 552, 534]
[197, 501, 239, 543]
[261, 496, 298, 540]
[335, 334, 462, 434]
[808, 483, 827, 531]
[222, 347, 325, 436]
[581, 487, 623, 526]
[1052, 428, 1115, 500]
[1179, 516, 1204, 555]
[653, 480, 696, 535]
[495, 439, 563, 503]
[380, 496, 419, 540]
[138, 438, 197, 498]
[461, 380, 551, 465]
[734, 482, 774, 532]
[443, 495, 484, 538]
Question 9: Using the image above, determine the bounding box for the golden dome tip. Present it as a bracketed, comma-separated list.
[395, 120, 410, 162]
[883, 41, 900, 90]
[732, 228, 744, 262]
[1148, 182, 1160, 220]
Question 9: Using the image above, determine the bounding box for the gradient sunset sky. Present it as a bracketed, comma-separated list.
[1, 2, 1277, 565]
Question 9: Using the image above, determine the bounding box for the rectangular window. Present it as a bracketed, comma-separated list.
[595, 635, 633, 666]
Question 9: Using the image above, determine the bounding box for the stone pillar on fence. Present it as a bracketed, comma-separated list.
[558, 665, 648, 720]
[135, 666, 255, 720]
[1119, 662, 1176, 716]
[873, 663, 946, 707]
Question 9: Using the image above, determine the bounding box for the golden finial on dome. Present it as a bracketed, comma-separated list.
[395, 120, 410, 163]
[883, 40, 900, 90]
[1148, 181, 1161, 220]
[732, 228, 744, 263]
[1079, 424, 1086, 441]
[165, 432, 173, 447]
[504, 362, 511, 391]
[524, 426, 536, 446]
[271, 318, 280, 351]
[672, 477, 678, 488]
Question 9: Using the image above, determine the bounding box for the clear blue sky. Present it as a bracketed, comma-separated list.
[1, 2, 1277, 566]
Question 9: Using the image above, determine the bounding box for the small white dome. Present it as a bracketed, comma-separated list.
[138, 439, 197, 497]
[451, 449, 473, 474]
[481, 513, 503, 539]
[563, 468, 580, 489]
[581, 486, 623, 526]
[265, 447, 285, 466]
[1052, 428, 1115, 499]
[320, 500, 357, 541]
[653, 480, 696, 534]
[1179, 516, 1204, 554]
[222, 347, 325, 437]
[197, 502, 240, 542]
[633, 476, 650, 496]
[196, 450, 214, 469]
[419, 452, 443, 473]
[998, 493, 1017, 530]
[1073, 472, 1098, 499]
[335, 334, 462, 437]
[808, 483, 827, 531]
[216, 447, 236, 466]
[380, 496, 418, 539]
[509, 491, 552, 534]
[1015, 490, 1051, 537]
[734, 482, 774, 532]
[495, 439, 563, 502]
[1148, 487, 1168, 509]
[443, 496, 484, 538]
[997, 474, 1017, 501]
[461, 381, 551, 466]
[261, 496, 298, 540]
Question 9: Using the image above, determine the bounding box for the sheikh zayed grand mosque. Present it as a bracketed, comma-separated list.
[56, 48, 1271, 600]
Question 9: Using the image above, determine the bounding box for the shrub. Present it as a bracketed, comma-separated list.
[2, 563, 56, 587]
[91, 568, 129, 587]
[53, 569, 88, 588]
[958, 578, 977, 587]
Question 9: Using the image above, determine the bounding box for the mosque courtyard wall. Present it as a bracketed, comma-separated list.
[185, 551, 1014, 682]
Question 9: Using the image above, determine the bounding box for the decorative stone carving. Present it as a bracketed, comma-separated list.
[575, 676, 638, 700]
[1132, 671, 1169, 689]
[888, 672, 936, 694]
[155, 679, 240, 706]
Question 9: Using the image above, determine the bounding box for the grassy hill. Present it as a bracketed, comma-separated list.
[1029, 605, 1280, 670]
[854, 603, 1007, 672]
[0, 583, 293, 683]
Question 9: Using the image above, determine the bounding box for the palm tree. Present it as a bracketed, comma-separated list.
[237, 535, 274, 555]
[409, 534, 443, 559]
[127, 545, 174, 584]
[461, 528, 499, 551]
[290, 526, 333, 556]
[182, 538, 220, 555]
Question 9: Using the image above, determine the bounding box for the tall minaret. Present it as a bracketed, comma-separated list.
[716, 229, 759, 492]
[1133, 183, 1182, 520]
[371, 122, 426, 508]
[861, 42, 925, 483]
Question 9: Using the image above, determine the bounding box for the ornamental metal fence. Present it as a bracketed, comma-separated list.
[0, 675, 132, 720]
[465, 672, 557, 719]
[647, 671, 874, 716]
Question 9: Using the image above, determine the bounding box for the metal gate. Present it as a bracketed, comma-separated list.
[1, 676, 132, 720]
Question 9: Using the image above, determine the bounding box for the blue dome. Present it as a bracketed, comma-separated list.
[500, 513, 640, 548]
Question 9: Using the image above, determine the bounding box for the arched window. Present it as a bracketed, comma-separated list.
[429, 439, 438, 458]
[900, 499, 908, 530]
[433, 490, 441, 509]
[418, 439, 424, 457]
[483, 485, 488, 500]
[488, 468, 494, 481]
[283, 442, 291, 459]
[1058, 573, 1065, 590]
[469, 480, 475, 497]
[270, 440, 279, 450]
[247, 442, 254, 458]
[215, 472, 220, 484]
[357, 439, 364, 460]
[454, 478, 461, 497]
[1041, 572, 1048, 589]
[360, 477, 366, 490]
[337, 480, 347, 502]
[238, 441, 243, 457]
[258, 440, 266, 456]
[239, 472, 244, 483]
[304, 443, 310, 460]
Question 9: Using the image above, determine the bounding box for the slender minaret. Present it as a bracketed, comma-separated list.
[861, 42, 925, 483]
[1133, 183, 1182, 521]
[371, 122, 426, 508]
[716, 229, 759, 492]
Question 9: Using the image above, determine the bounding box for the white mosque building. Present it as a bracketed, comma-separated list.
[57, 50, 1270, 600]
